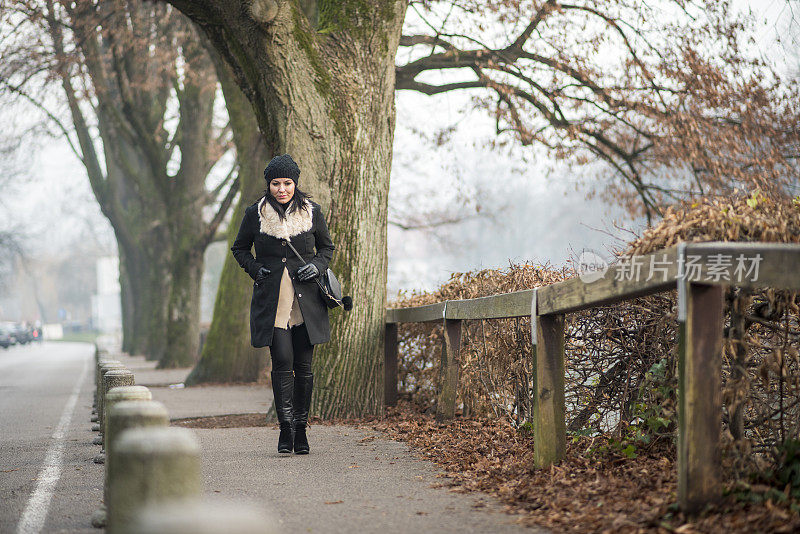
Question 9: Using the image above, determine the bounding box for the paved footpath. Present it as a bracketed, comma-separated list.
[3, 344, 546, 533]
[195, 425, 535, 533]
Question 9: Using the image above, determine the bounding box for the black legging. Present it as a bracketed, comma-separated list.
[270, 324, 313, 374]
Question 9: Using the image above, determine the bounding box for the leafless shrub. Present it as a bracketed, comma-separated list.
[391, 193, 800, 478]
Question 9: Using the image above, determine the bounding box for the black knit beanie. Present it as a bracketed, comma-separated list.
[263, 153, 301, 185]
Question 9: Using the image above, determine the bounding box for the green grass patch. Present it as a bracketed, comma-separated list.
[52, 331, 100, 343]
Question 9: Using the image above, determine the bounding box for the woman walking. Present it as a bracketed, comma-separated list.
[231, 154, 335, 454]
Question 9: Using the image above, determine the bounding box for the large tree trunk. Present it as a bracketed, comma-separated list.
[186, 188, 267, 383]
[99, 137, 174, 362]
[161, 45, 217, 368]
[163, 249, 204, 367]
[186, 50, 270, 384]
[119, 248, 135, 354]
[44, 0, 230, 367]
[119, 242, 171, 361]
[168, 0, 407, 417]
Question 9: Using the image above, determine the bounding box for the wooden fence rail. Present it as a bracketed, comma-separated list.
[383, 241, 800, 512]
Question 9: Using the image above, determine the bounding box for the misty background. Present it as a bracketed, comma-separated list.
[0, 0, 792, 333]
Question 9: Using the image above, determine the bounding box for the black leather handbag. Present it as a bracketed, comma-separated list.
[287, 242, 352, 311]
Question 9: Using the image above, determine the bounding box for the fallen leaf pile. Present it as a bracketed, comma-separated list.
[355, 401, 800, 533]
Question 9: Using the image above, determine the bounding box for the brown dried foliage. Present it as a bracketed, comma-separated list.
[628, 193, 800, 469]
[391, 264, 678, 435]
[390, 193, 800, 479]
[400, 1, 800, 220]
[626, 193, 800, 255]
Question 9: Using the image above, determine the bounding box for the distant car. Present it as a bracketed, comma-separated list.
[13, 324, 31, 345]
[1, 322, 32, 345]
[0, 325, 11, 348]
[0, 322, 17, 346]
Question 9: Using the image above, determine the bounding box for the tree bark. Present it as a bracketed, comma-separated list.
[42, 0, 234, 367]
[121, 242, 171, 361]
[163, 250, 204, 367]
[119, 248, 135, 354]
[185, 47, 270, 384]
[95, 123, 175, 361]
[161, 42, 218, 368]
[167, 0, 408, 416]
[186, 191, 267, 383]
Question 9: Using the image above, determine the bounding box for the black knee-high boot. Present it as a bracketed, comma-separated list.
[271, 370, 295, 454]
[270, 327, 296, 453]
[291, 325, 314, 454]
[292, 373, 313, 454]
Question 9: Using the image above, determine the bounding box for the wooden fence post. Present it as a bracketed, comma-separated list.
[384, 323, 398, 408]
[678, 282, 724, 512]
[436, 319, 462, 422]
[533, 313, 566, 468]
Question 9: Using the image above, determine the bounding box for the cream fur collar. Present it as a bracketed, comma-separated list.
[257, 197, 313, 239]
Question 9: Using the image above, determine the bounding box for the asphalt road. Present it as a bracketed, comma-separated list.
[0, 341, 99, 533]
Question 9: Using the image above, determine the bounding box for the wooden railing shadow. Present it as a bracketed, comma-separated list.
[384, 242, 800, 512]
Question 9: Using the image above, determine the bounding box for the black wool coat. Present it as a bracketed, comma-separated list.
[231, 197, 335, 347]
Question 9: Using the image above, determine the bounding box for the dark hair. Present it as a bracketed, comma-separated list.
[262, 186, 312, 220]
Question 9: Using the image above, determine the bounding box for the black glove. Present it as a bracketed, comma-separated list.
[296, 263, 319, 282]
[256, 266, 271, 280]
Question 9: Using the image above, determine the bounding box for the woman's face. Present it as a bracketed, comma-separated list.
[270, 178, 295, 204]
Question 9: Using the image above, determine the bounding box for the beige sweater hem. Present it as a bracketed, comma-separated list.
[274, 268, 304, 329]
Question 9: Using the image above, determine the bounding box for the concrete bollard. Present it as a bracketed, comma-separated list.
[94, 359, 121, 417]
[107, 427, 202, 534]
[94, 348, 108, 385]
[94, 361, 126, 429]
[94, 366, 133, 447]
[94, 348, 107, 386]
[104, 387, 153, 443]
[93, 399, 168, 529]
[92, 354, 117, 422]
[105, 401, 168, 494]
[92, 348, 102, 404]
[97, 359, 123, 396]
[99, 369, 135, 441]
[127, 501, 279, 534]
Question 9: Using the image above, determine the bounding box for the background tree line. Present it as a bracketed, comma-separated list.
[1, 0, 797, 417]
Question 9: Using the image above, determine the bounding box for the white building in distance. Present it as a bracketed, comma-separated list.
[92, 256, 121, 334]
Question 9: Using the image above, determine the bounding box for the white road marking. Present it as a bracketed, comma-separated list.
[16, 353, 90, 534]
